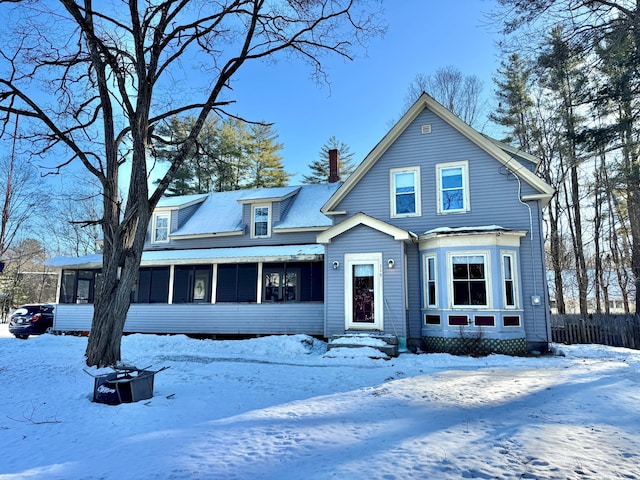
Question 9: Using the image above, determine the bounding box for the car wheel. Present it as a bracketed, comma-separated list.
[15, 335, 29, 340]
[45, 326, 53, 334]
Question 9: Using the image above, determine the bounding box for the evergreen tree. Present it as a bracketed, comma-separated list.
[302, 136, 356, 184]
[246, 123, 290, 188]
[153, 117, 289, 193]
[212, 118, 251, 192]
[489, 54, 535, 151]
[538, 27, 590, 315]
[152, 115, 215, 196]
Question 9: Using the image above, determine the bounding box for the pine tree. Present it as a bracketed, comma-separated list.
[489, 54, 535, 151]
[302, 136, 356, 184]
[153, 117, 290, 193]
[246, 123, 290, 188]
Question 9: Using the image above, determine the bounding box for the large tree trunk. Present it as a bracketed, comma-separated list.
[85, 103, 152, 366]
[86, 257, 140, 367]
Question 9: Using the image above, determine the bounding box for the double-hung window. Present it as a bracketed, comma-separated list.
[502, 252, 517, 308]
[152, 213, 170, 243]
[252, 205, 271, 238]
[451, 254, 488, 307]
[437, 161, 469, 213]
[424, 254, 437, 308]
[390, 167, 421, 217]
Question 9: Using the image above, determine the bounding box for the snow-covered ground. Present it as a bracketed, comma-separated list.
[1, 322, 639, 480]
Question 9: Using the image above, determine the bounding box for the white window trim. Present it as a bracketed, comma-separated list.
[390, 166, 421, 218]
[152, 213, 170, 244]
[251, 203, 272, 238]
[344, 253, 384, 331]
[501, 250, 519, 309]
[423, 253, 438, 308]
[447, 251, 491, 309]
[436, 161, 470, 214]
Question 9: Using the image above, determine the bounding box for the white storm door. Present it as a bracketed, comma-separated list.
[345, 253, 383, 330]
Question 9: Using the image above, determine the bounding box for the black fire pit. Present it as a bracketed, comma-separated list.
[86, 365, 169, 405]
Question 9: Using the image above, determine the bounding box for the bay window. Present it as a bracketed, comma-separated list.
[502, 252, 517, 308]
[451, 254, 488, 307]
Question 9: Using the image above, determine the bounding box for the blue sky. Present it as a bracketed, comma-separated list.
[227, 0, 503, 183]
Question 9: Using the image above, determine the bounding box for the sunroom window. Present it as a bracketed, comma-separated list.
[264, 268, 299, 302]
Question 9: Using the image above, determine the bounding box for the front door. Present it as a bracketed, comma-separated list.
[345, 253, 383, 330]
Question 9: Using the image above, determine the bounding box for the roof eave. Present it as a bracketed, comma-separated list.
[168, 230, 244, 240]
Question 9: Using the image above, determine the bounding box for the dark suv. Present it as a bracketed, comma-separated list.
[8, 304, 55, 339]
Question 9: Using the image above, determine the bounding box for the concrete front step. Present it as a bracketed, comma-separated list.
[327, 334, 399, 358]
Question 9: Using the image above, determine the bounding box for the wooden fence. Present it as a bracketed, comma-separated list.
[551, 314, 640, 350]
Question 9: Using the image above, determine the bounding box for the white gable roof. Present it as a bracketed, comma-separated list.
[322, 92, 554, 213]
[317, 212, 417, 244]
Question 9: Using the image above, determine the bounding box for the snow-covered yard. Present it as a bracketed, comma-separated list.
[1, 323, 639, 479]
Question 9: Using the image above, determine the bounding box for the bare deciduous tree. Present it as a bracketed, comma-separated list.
[0, 127, 49, 259]
[0, 0, 384, 366]
[402, 66, 484, 127]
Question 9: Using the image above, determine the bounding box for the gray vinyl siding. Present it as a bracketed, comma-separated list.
[405, 243, 422, 345]
[331, 107, 549, 347]
[241, 199, 286, 225]
[53, 302, 324, 335]
[177, 202, 201, 227]
[324, 225, 407, 338]
[335, 108, 540, 230]
[277, 195, 295, 223]
[520, 200, 551, 348]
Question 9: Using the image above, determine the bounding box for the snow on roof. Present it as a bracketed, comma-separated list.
[45, 244, 325, 268]
[275, 183, 341, 229]
[156, 193, 209, 208]
[237, 186, 300, 202]
[424, 225, 510, 235]
[141, 244, 324, 263]
[44, 254, 103, 268]
[170, 189, 248, 237]
[172, 184, 339, 237]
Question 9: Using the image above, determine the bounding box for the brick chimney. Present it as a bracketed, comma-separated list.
[328, 148, 340, 183]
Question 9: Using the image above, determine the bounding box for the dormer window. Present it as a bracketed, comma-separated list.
[252, 204, 271, 238]
[152, 213, 170, 243]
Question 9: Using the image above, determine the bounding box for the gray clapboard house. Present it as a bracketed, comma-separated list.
[46, 92, 554, 354]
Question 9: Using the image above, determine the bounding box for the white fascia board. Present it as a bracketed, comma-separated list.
[522, 193, 554, 206]
[141, 244, 325, 265]
[273, 226, 329, 234]
[169, 230, 244, 240]
[317, 212, 415, 244]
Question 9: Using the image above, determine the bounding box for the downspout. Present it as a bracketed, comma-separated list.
[507, 168, 549, 345]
